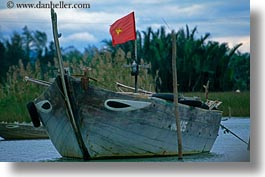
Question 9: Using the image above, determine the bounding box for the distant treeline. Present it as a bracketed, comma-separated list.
[0, 25, 250, 92]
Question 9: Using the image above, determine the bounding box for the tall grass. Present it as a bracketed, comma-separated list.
[0, 49, 250, 123]
[183, 91, 250, 117]
[0, 60, 46, 122]
[62, 48, 155, 92]
[0, 49, 155, 122]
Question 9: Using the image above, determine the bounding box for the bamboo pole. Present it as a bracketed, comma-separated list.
[203, 80, 209, 100]
[116, 82, 153, 94]
[51, 9, 89, 159]
[24, 76, 52, 87]
[171, 30, 183, 159]
[134, 40, 138, 93]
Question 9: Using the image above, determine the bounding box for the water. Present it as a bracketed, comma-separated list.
[0, 118, 250, 162]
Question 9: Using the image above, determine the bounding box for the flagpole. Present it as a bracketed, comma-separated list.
[134, 39, 138, 93]
[109, 12, 138, 92]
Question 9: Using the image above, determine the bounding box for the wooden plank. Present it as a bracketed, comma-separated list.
[0, 123, 48, 140]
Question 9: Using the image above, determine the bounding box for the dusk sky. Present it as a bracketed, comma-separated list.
[0, 0, 250, 53]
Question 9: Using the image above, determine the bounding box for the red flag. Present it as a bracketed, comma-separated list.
[109, 12, 136, 46]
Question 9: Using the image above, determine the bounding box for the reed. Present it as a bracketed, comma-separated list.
[80, 48, 155, 92]
[183, 91, 250, 117]
[0, 49, 249, 123]
[0, 59, 46, 122]
[0, 49, 155, 122]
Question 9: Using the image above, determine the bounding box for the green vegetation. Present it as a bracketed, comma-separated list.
[0, 50, 154, 123]
[183, 91, 250, 117]
[104, 25, 250, 92]
[0, 25, 250, 122]
[0, 60, 45, 122]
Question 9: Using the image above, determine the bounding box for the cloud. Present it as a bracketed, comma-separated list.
[210, 36, 250, 53]
[61, 32, 97, 43]
[0, 8, 52, 41]
[55, 10, 120, 33]
[0, 9, 50, 30]
[164, 4, 206, 16]
[56, 9, 119, 24]
[130, 0, 172, 5]
[0, 8, 121, 32]
[0, 0, 249, 52]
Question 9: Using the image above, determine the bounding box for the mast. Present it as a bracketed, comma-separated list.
[171, 30, 183, 159]
[50, 9, 89, 159]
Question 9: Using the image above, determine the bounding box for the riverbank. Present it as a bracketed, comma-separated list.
[183, 91, 250, 117]
[0, 91, 250, 123]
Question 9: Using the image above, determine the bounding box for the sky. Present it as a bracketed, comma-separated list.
[0, 0, 250, 53]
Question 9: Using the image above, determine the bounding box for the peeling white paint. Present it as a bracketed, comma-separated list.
[170, 121, 188, 132]
[104, 99, 151, 112]
[36, 100, 52, 114]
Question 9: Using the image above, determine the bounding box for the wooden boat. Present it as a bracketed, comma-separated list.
[26, 9, 222, 159]
[0, 122, 48, 140]
[28, 76, 222, 159]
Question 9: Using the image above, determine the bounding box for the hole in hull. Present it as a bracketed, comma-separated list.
[36, 100, 52, 114]
[106, 101, 130, 108]
[104, 99, 151, 112]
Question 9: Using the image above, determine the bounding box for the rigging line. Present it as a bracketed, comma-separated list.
[220, 124, 248, 145]
[161, 18, 171, 31]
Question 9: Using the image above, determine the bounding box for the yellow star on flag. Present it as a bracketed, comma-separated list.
[109, 12, 136, 46]
[115, 28, 122, 35]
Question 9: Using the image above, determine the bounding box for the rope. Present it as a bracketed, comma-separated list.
[220, 124, 248, 145]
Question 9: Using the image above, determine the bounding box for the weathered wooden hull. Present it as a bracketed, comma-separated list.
[33, 76, 222, 159]
[0, 122, 48, 140]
